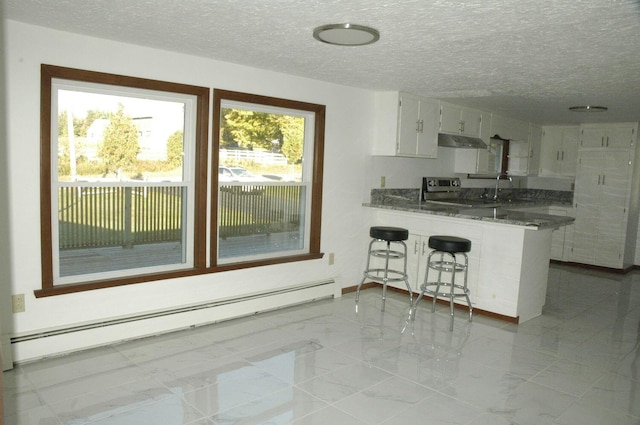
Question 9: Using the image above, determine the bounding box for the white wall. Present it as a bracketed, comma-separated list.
[1, 6, 16, 370]
[3, 20, 376, 361]
[367, 149, 457, 189]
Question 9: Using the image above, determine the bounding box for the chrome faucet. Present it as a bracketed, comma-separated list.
[494, 174, 513, 200]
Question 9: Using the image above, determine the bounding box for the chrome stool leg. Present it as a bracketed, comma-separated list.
[410, 236, 472, 330]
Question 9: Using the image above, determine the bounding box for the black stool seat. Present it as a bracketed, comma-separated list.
[429, 236, 471, 253]
[370, 226, 408, 242]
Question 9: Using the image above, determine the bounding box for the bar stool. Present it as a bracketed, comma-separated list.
[355, 226, 413, 312]
[411, 235, 472, 330]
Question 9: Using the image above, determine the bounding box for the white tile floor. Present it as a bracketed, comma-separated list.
[3, 263, 640, 425]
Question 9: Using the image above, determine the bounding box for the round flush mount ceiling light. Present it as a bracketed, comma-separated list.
[313, 23, 380, 46]
[569, 105, 608, 112]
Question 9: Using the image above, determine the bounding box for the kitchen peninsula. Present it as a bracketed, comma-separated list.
[364, 188, 574, 323]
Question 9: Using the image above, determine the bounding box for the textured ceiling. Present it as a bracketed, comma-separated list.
[5, 0, 640, 124]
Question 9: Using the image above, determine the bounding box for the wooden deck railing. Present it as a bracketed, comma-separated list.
[58, 184, 303, 249]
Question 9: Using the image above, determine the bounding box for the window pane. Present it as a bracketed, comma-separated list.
[218, 184, 306, 259]
[52, 81, 195, 284]
[57, 89, 186, 182]
[57, 184, 187, 278]
[216, 101, 312, 263]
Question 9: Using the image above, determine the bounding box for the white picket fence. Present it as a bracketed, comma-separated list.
[220, 149, 288, 165]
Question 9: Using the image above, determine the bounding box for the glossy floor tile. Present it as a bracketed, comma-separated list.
[3, 263, 640, 424]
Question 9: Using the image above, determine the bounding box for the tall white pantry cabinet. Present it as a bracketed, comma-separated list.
[571, 123, 640, 270]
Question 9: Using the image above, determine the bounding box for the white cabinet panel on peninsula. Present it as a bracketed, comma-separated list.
[370, 209, 552, 323]
[373, 92, 439, 158]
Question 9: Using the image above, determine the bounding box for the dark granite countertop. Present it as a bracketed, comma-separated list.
[364, 188, 574, 229]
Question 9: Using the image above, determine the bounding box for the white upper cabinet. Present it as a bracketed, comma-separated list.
[527, 124, 542, 176]
[440, 102, 482, 138]
[538, 126, 579, 177]
[489, 114, 530, 142]
[580, 124, 636, 149]
[372, 92, 438, 158]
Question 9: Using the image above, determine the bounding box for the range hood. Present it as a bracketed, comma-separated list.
[438, 133, 488, 149]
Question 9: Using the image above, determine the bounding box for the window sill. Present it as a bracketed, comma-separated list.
[34, 252, 324, 297]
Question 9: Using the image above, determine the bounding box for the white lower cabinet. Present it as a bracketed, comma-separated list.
[488, 205, 574, 262]
[548, 207, 574, 261]
[406, 233, 430, 292]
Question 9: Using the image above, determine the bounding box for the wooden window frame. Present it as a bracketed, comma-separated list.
[210, 89, 325, 271]
[37, 66, 325, 297]
[37, 64, 210, 297]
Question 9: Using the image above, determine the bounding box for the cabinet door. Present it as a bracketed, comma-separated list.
[460, 108, 481, 137]
[397, 95, 420, 155]
[440, 103, 462, 135]
[580, 125, 635, 149]
[580, 127, 605, 148]
[606, 126, 635, 149]
[507, 140, 530, 175]
[596, 150, 631, 267]
[416, 98, 439, 158]
[528, 125, 542, 176]
[571, 151, 602, 264]
[559, 127, 579, 176]
[539, 127, 562, 176]
[600, 150, 632, 206]
[406, 233, 429, 292]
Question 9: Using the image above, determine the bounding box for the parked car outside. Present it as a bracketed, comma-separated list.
[219, 166, 267, 182]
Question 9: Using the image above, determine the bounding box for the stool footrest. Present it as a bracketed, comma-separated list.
[428, 260, 467, 273]
[420, 282, 471, 299]
[364, 269, 408, 283]
[370, 249, 405, 259]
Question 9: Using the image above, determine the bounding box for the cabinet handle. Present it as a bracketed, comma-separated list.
[601, 136, 604, 147]
[561, 151, 564, 161]
[556, 151, 560, 161]
[460, 121, 465, 133]
[420, 120, 424, 133]
[602, 174, 605, 185]
[414, 240, 419, 255]
[415, 121, 420, 132]
[606, 136, 609, 147]
[422, 241, 426, 255]
[598, 175, 601, 185]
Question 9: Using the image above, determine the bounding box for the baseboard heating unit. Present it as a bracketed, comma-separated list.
[11, 279, 336, 363]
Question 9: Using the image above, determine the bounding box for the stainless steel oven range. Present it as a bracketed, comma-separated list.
[422, 177, 462, 203]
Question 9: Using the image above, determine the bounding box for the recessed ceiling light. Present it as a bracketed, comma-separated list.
[569, 105, 608, 112]
[313, 23, 380, 46]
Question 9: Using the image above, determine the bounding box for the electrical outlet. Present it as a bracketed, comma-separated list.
[12, 294, 25, 313]
[380, 176, 386, 188]
[328, 252, 335, 265]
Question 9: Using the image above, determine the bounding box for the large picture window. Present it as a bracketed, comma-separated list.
[38, 67, 325, 296]
[38, 65, 209, 295]
[211, 90, 325, 269]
